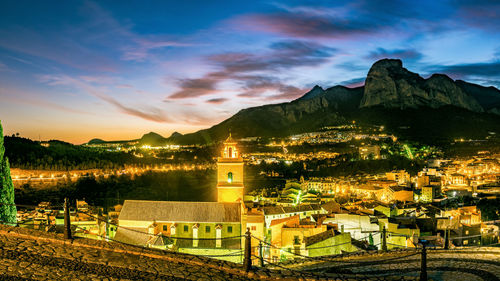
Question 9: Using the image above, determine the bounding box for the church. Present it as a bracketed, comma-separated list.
[114, 134, 256, 262]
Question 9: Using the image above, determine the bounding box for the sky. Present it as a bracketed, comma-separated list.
[0, 0, 499, 144]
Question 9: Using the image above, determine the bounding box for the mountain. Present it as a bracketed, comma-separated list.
[87, 138, 106, 145]
[167, 85, 363, 144]
[139, 132, 166, 146]
[455, 80, 500, 113]
[166, 58, 500, 145]
[360, 59, 483, 111]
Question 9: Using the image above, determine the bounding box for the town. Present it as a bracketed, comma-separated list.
[14, 133, 500, 266]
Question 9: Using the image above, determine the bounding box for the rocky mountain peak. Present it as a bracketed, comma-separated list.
[360, 59, 483, 112]
[296, 85, 325, 101]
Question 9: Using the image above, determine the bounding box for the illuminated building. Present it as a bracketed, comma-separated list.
[217, 134, 244, 203]
[359, 145, 380, 160]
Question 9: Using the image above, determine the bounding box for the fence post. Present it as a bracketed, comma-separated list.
[444, 228, 449, 249]
[420, 243, 427, 281]
[258, 241, 264, 267]
[63, 198, 72, 239]
[382, 226, 387, 252]
[243, 228, 252, 272]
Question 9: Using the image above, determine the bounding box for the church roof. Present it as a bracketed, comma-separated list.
[114, 226, 156, 246]
[119, 200, 241, 223]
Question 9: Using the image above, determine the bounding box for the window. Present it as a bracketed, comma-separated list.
[184, 225, 188, 232]
[206, 226, 211, 233]
[465, 230, 469, 235]
[227, 172, 233, 183]
[251, 226, 256, 231]
[228, 147, 233, 158]
[163, 225, 168, 231]
[228, 226, 233, 233]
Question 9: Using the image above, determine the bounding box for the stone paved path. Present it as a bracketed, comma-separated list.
[0, 226, 263, 281]
[287, 248, 500, 281]
[1, 225, 498, 280]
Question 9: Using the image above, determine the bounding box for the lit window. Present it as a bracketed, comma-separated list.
[251, 226, 256, 231]
[227, 172, 233, 183]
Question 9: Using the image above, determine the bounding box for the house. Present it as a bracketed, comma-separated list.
[305, 230, 357, 257]
[263, 204, 326, 228]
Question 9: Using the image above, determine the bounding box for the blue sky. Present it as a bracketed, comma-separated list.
[0, 0, 499, 143]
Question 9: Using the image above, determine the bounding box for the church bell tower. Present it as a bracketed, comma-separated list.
[217, 134, 244, 203]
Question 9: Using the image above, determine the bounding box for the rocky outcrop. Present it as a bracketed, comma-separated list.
[360, 59, 483, 112]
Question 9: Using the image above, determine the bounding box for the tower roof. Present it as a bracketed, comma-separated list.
[224, 132, 236, 144]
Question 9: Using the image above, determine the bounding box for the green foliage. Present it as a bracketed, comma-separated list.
[477, 198, 500, 221]
[0, 121, 17, 224]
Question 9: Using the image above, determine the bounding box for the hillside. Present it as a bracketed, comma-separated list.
[168, 86, 364, 144]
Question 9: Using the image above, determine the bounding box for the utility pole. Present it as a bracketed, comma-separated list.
[63, 198, 72, 239]
[382, 226, 387, 252]
[258, 241, 264, 267]
[243, 228, 252, 272]
[420, 241, 428, 281]
[444, 228, 449, 249]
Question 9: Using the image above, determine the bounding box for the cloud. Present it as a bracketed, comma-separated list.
[453, 0, 500, 32]
[38, 73, 173, 123]
[169, 78, 219, 99]
[231, 0, 462, 41]
[206, 98, 228, 104]
[0, 1, 191, 72]
[234, 12, 377, 39]
[431, 61, 500, 79]
[98, 95, 172, 123]
[121, 39, 193, 61]
[340, 77, 366, 88]
[168, 40, 335, 100]
[366, 48, 423, 61]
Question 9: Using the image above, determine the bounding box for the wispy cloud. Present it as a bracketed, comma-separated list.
[430, 60, 500, 79]
[38, 74, 173, 123]
[340, 77, 366, 88]
[366, 48, 423, 61]
[233, 12, 377, 39]
[98, 94, 172, 123]
[206, 98, 228, 104]
[0, 1, 191, 73]
[169, 78, 219, 99]
[168, 40, 335, 100]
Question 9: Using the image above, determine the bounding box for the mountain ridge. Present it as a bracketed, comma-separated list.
[165, 59, 500, 144]
[85, 59, 500, 145]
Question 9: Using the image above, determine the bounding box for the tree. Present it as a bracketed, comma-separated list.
[0, 121, 16, 225]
